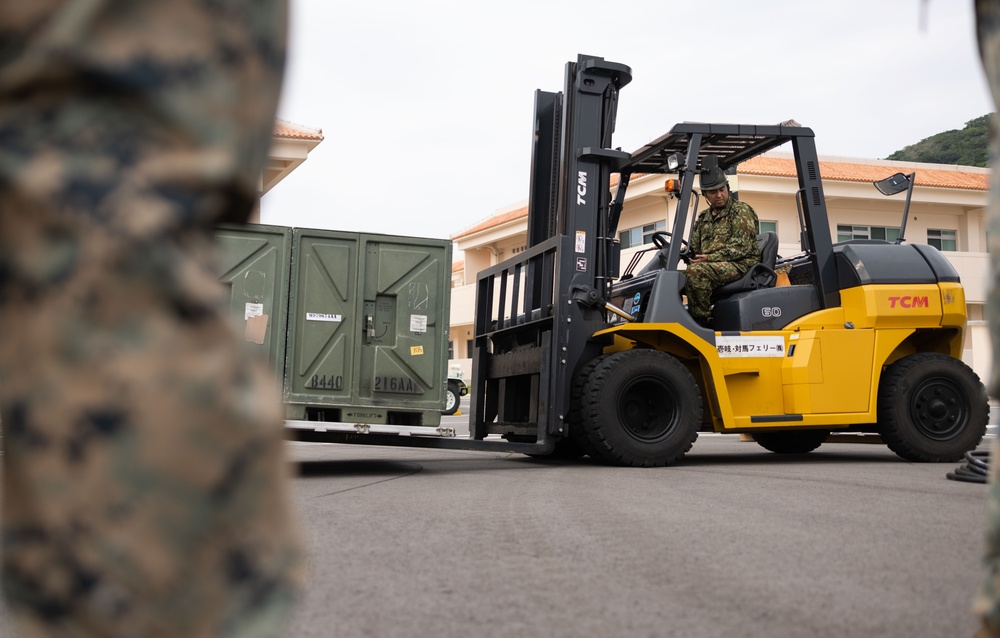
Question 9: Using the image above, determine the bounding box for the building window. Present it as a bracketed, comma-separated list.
[928, 229, 957, 251]
[466, 339, 473, 358]
[448, 340, 454, 359]
[758, 220, 777, 235]
[837, 224, 900, 243]
[619, 220, 667, 249]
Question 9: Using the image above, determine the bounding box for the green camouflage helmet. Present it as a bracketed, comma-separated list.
[700, 156, 729, 192]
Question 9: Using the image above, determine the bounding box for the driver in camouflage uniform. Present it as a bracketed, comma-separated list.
[0, 1, 304, 636]
[685, 161, 761, 326]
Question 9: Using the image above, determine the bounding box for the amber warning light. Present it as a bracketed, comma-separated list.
[664, 179, 681, 194]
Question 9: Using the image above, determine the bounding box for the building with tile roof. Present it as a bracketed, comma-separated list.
[447, 152, 992, 385]
[266, 119, 324, 192]
[249, 119, 324, 222]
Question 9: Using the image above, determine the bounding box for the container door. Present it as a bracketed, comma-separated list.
[214, 223, 291, 381]
[358, 236, 451, 409]
[286, 229, 359, 404]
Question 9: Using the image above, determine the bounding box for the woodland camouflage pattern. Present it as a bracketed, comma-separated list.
[0, 1, 304, 637]
[685, 197, 760, 320]
[977, 1, 1000, 635]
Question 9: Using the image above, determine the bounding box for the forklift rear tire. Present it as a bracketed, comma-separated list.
[751, 430, 828, 454]
[877, 353, 988, 462]
[576, 349, 701, 467]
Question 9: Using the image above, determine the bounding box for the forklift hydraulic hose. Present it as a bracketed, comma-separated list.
[605, 302, 634, 322]
[946, 449, 992, 484]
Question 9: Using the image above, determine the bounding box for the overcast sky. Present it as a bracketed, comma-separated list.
[261, 0, 994, 243]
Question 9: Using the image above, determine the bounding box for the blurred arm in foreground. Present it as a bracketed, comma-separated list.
[976, 1, 1000, 636]
[0, 1, 304, 636]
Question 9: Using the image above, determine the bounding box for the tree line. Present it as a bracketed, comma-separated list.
[886, 114, 990, 167]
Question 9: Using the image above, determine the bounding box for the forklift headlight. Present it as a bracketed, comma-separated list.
[666, 153, 681, 171]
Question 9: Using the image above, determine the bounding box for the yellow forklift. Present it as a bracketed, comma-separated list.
[292, 54, 987, 467]
[466, 55, 988, 466]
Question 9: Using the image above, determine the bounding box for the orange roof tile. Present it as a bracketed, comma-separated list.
[273, 119, 324, 141]
[452, 259, 464, 273]
[741, 156, 988, 191]
[452, 158, 987, 240]
[452, 205, 528, 240]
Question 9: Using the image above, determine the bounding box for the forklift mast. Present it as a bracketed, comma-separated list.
[470, 55, 632, 447]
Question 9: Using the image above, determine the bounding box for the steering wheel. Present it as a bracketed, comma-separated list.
[649, 231, 692, 263]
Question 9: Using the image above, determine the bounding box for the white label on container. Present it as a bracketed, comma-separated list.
[715, 335, 785, 358]
[245, 302, 264, 320]
[307, 312, 342, 322]
[410, 314, 427, 333]
[575, 230, 586, 253]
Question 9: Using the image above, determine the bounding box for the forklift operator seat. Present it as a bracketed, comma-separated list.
[710, 232, 779, 302]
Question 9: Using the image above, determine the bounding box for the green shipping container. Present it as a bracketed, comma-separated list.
[214, 223, 291, 381]
[284, 228, 452, 426]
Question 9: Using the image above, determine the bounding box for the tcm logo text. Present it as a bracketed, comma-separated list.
[888, 295, 929, 309]
[577, 171, 587, 205]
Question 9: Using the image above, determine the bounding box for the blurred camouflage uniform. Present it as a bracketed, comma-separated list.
[685, 197, 760, 321]
[976, 1, 1000, 636]
[0, 1, 304, 637]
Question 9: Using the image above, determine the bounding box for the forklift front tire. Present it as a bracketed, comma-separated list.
[576, 349, 701, 467]
[566, 355, 609, 459]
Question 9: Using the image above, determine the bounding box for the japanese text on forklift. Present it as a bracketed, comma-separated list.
[293, 53, 989, 467]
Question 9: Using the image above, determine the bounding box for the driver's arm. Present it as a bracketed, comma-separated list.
[688, 214, 704, 257]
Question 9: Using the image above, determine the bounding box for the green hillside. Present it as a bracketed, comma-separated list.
[885, 114, 990, 167]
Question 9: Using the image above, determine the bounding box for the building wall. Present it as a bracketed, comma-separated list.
[448, 160, 992, 387]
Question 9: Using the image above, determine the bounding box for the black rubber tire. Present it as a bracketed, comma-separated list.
[877, 353, 988, 462]
[752, 430, 828, 454]
[565, 355, 608, 458]
[443, 381, 461, 416]
[524, 356, 621, 461]
[575, 349, 701, 467]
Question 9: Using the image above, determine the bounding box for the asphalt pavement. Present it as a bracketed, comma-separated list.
[282, 397, 994, 638]
[0, 397, 996, 637]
